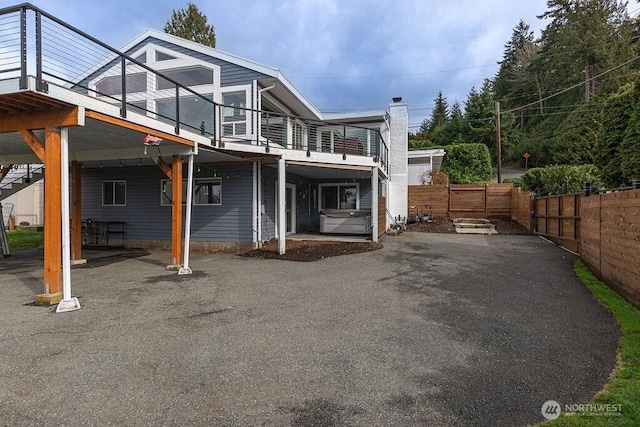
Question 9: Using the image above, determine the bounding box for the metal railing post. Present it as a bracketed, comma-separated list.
[174, 85, 180, 134]
[120, 57, 127, 118]
[212, 104, 217, 146]
[35, 10, 48, 93]
[342, 125, 346, 160]
[265, 112, 270, 153]
[306, 120, 311, 157]
[19, 6, 27, 89]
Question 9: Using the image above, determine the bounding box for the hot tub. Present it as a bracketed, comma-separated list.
[319, 209, 372, 234]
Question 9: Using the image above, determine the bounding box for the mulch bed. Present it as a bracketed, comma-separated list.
[406, 217, 533, 235]
[240, 239, 383, 262]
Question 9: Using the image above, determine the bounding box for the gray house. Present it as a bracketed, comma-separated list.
[0, 4, 408, 305]
[77, 30, 408, 252]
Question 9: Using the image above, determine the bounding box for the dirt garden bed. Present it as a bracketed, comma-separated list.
[241, 239, 383, 262]
[406, 217, 532, 235]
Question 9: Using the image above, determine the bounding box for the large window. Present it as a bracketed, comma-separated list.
[156, 94, 214, 135]
[95, 73, 147, 96]
[319, 184, 359, 210]
[194, 178, 222, 205]
[102, 181, 126, 206]
[161, 179, 188, 206]
[156, 66, 213, 90]
[222, 91, 247, 136]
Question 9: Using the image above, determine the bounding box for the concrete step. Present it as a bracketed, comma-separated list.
[455, 226, 498, 235]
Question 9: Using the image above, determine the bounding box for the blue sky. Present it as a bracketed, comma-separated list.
[4, 0, 640, 129]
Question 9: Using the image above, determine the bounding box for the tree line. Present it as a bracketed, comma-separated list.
[410, 0, 640, 187]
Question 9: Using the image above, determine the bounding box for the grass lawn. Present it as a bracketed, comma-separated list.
[6, 229, 43, 251]
[540, 260, 640, 426]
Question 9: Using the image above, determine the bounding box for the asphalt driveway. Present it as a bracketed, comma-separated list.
[0, 234, 619, 426]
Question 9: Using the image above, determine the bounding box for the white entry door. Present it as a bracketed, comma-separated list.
[275, 183, 296, 234]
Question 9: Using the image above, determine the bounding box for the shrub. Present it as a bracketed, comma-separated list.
[502, 176, 524, 188]
[440, 143, 492, 184]
[520, 164, 604, 196]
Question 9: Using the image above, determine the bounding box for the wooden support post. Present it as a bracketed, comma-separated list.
[36, 127, 62, 305]
[170, 155, 183, 268]
[71, 161, 83, 263]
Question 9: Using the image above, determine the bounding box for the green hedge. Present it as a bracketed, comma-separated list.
[520, 164, 603, 196]
[440, 143, 492, 184]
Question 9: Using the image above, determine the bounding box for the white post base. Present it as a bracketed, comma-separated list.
[178, 267, 193, 275]
[56, 297, 81, 313]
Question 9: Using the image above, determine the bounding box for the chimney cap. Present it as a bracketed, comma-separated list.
[392, 97, 403, 103]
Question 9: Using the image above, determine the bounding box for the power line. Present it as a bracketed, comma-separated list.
[290, 64, 497, 80]
[502, 54, 640, 114]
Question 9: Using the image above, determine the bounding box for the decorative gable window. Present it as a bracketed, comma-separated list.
[156, 66, 213, 90]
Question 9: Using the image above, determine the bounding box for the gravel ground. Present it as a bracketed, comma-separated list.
[0, 235, 618, 426]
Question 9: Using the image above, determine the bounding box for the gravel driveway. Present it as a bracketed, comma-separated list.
[0, 234, 618, 426]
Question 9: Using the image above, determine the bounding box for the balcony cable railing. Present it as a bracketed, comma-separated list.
[0, 3, 388, 172]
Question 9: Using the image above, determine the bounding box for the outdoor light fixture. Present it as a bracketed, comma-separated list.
[119, 159, 122, 167]
[99, 160, 103, 168]
[138, 158, 142, 166]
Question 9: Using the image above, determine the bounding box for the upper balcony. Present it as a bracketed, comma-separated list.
[0, 3, 389, 173]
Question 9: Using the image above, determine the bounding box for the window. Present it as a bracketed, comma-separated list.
[222, 91, 247, 136]
[155, 51, 177, 62]
[156, 94, 214, 135]
[102, 181, 126, 206]
[156, 66, 213, 90]
[95, 73, 147, 96]
[319, 184, 359, 210]
[161, 179, 188, 206]
[194, 178, 222, 205]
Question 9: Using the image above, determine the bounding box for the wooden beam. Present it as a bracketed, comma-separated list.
[71, 161, 82, 261]
[0, 107, 82, 133]
[42, 127, 62, 298]
[0, 164, 14, 180]
[18, 130, 46, 163]
[156, 158, 172, 179]
[85, 110, 195, 147]
[171, 156, 183, 266]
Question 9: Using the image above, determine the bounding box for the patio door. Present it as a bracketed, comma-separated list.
[275, 183, 296, 234]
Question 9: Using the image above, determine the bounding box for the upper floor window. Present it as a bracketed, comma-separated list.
[156, 66, 214, 90]
[222, 91, 247, 136]
[155, 51, 177, 62]
[95, 73, 147, 96]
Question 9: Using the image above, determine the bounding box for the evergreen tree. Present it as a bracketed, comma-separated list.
[165, 3, 216, 47]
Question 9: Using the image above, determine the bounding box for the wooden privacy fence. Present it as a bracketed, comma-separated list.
[533, 189, 640, 309]
[378, 195, 386, 237]
[533, 193, 581, 253]
[408, 183, 515, 219]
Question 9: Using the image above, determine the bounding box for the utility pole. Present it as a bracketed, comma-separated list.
[495, 101, 502, 184]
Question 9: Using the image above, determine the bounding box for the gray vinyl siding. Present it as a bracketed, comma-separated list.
[81, 164, 254, 243]
[133, 38, 269, 87]
[260, 166, 372, 241]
